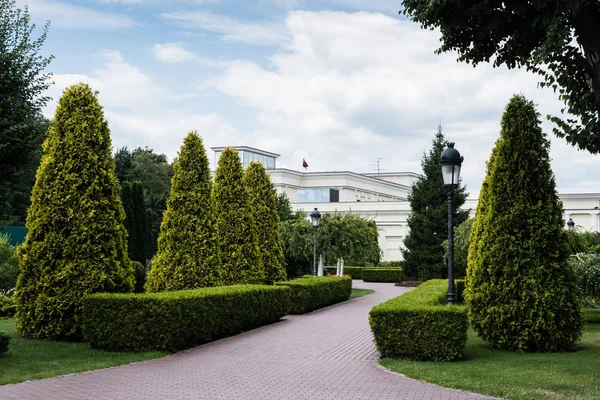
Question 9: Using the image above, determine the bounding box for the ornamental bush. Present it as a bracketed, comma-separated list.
[0, 332, 9, 357]
[362, 268, 405, 283]
[14, 83, 134, 341]
[568, 253, 600, 307]
[0, 233, 18, 295]
[212, 148, 264, 285]
[275, 276, 352, 314]
[243, 162, 286, 284]
[145, 132, 220, 292]
[0, 294, 15, 317]
[82, 285, 290, 351]
[369, 279, 467, 361]
[338, 266, 364, 279]
[465, 95, 583, 352]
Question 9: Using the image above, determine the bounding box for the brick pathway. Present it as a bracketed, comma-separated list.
[0, 281, 494, 400]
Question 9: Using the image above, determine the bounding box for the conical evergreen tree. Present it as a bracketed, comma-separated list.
[465, 94, 583, 352]
[402, 125, 469, 280]
[212, 148, 265, 285]
[145, 132, 219, 292]
[14, 83, 134, 341]
[243, 162, 287, 284]
[120, 181, 149, 264]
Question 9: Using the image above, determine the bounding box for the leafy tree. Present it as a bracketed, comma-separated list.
[275, 191, 294, 222]
[442, 218, 473, 278]
[120, 181, 149, 264]
[0, 233, 18, 295]
[402, 126, 469, 280]
[145, 132, 220, 291]
[212, 147, 264, 285]
[280, 212, 313, 278]
[0, 0, 53, 225]
[465, 94, 583, 352]
[244, 162, 287, 284]
[14, 83, 134, 341]
[400, 0, 600, 153]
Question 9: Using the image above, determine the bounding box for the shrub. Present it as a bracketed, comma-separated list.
[132, 261, 146, 294]
[466, 95, 583, 352]
[212, 148, 264, 284]
[145, 132, 220, 292]
[369, 279, 467, 361]
[244, 162, 287, 284]
[378, 261, 404, 268]
[0, 332, 9, 357]
[0, 294, 15, 317]
[569, 253, 600, 307]
[15, 83, 134, 341]
[0, 233, 18, 295]
[442, 218, 472, 278]
[82, 285, 290, 352]
[362, 268, 405, 282]
[275, 276, 352, 314]
[340, 266, 364, 279]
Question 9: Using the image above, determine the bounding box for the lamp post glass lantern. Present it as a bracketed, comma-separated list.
[310, 208, 321, 276]
[440, 143, 464, 305]
[567, 217, 575, 230]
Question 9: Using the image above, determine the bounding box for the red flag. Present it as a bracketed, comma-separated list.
[302, 158, 309, 168]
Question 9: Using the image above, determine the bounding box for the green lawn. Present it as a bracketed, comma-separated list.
[381, 309, 600, 400]
[349, 288, 374, 300]
[0, 318, 167, 385]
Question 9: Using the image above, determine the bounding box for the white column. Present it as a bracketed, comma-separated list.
[590, 211, 600, 232]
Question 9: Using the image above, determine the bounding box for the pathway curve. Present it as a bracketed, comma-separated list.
[0, 281, 493, 400]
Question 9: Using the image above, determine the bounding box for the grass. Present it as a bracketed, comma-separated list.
[349, 288, 374, 300]
[381, 309, 600, 400]
[0, 318, 167, 385]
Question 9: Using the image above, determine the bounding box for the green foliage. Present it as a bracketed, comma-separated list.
[369, 279, 467, 361]
[566, 229, 600, 254]
[212, 147, 264, 285]
[14, 83, 135, 341]
[145, 132, 220, 291]
[244, 162, 287, 284]
[337, 266, 364, 279]
[465, 95, 583, 352]
[82, 285, 290, 352]
[0, 331, 9, 357]
[275, 191, 294, 222]
[0, 294, 15, 316]
[132, 261, 146, 294]
[568, 253, 600, 307]
[378, 260, 404, 268]
[362, 268, 405, 283]
[400, 0, 600, 153]
[120, 181, 149, 263]
[275, 276, 352, 314]
[280, 212, 313, 277]
[403, 125, 469, 280]
[442, 218, 473, 278]
[0, 1, 53, 225]
[0, 234, 18, 295]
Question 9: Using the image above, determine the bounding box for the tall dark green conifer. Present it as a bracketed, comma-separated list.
[465, 95, 583, 352]
[402, 125, 469, 280]
[244, 162, 286, 284]
[212, 148, 265, 285]
[15, 83, 134, 341]
[121, 181, 149, 264]
[145, 132, 219, 292]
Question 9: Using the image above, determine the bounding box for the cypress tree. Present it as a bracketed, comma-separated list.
[14, 83, 134, 340]
[402, 125, 469, 280]
[145, 132, 219, 292]
[465, 94, 583, 352]
[120, 181, 149, 264]
[212, 148, 265, 285]
[243, 162, 287, 284]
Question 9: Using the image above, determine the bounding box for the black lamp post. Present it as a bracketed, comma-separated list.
[567, 217, 575, 230]
[440, 143, 463, 305]
[310, 207, 321, 277]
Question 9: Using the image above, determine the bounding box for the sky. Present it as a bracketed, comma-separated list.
[17, 0, 600, 196]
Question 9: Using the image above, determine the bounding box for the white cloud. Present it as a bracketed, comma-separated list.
[161, 11, 289, 46]
[204, 10, 599, 194]
[152, 43, 198, 63]
[17, 0, 138, 30]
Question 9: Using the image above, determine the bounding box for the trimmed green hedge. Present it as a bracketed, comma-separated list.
[362, 268, 405, 282]
[369, 279, 467, 361]
[275, 276, 352, 314]
[82, 285, 290, 352]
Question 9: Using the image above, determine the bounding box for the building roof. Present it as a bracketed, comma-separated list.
[210, 146, 280, 158]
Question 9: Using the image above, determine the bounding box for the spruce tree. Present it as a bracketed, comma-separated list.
[212, 148, 265, 285]
[243, 162, 287, 284]
[402, 126, 469, 280]
[145, 132, 219, 292]
[14, 83, 134, 340]
[465, 94, 583, 352]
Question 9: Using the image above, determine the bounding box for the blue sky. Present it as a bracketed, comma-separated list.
[17, 0, 600, 196]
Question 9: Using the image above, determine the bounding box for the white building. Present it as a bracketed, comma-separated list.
[212, 146, 600, 261]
